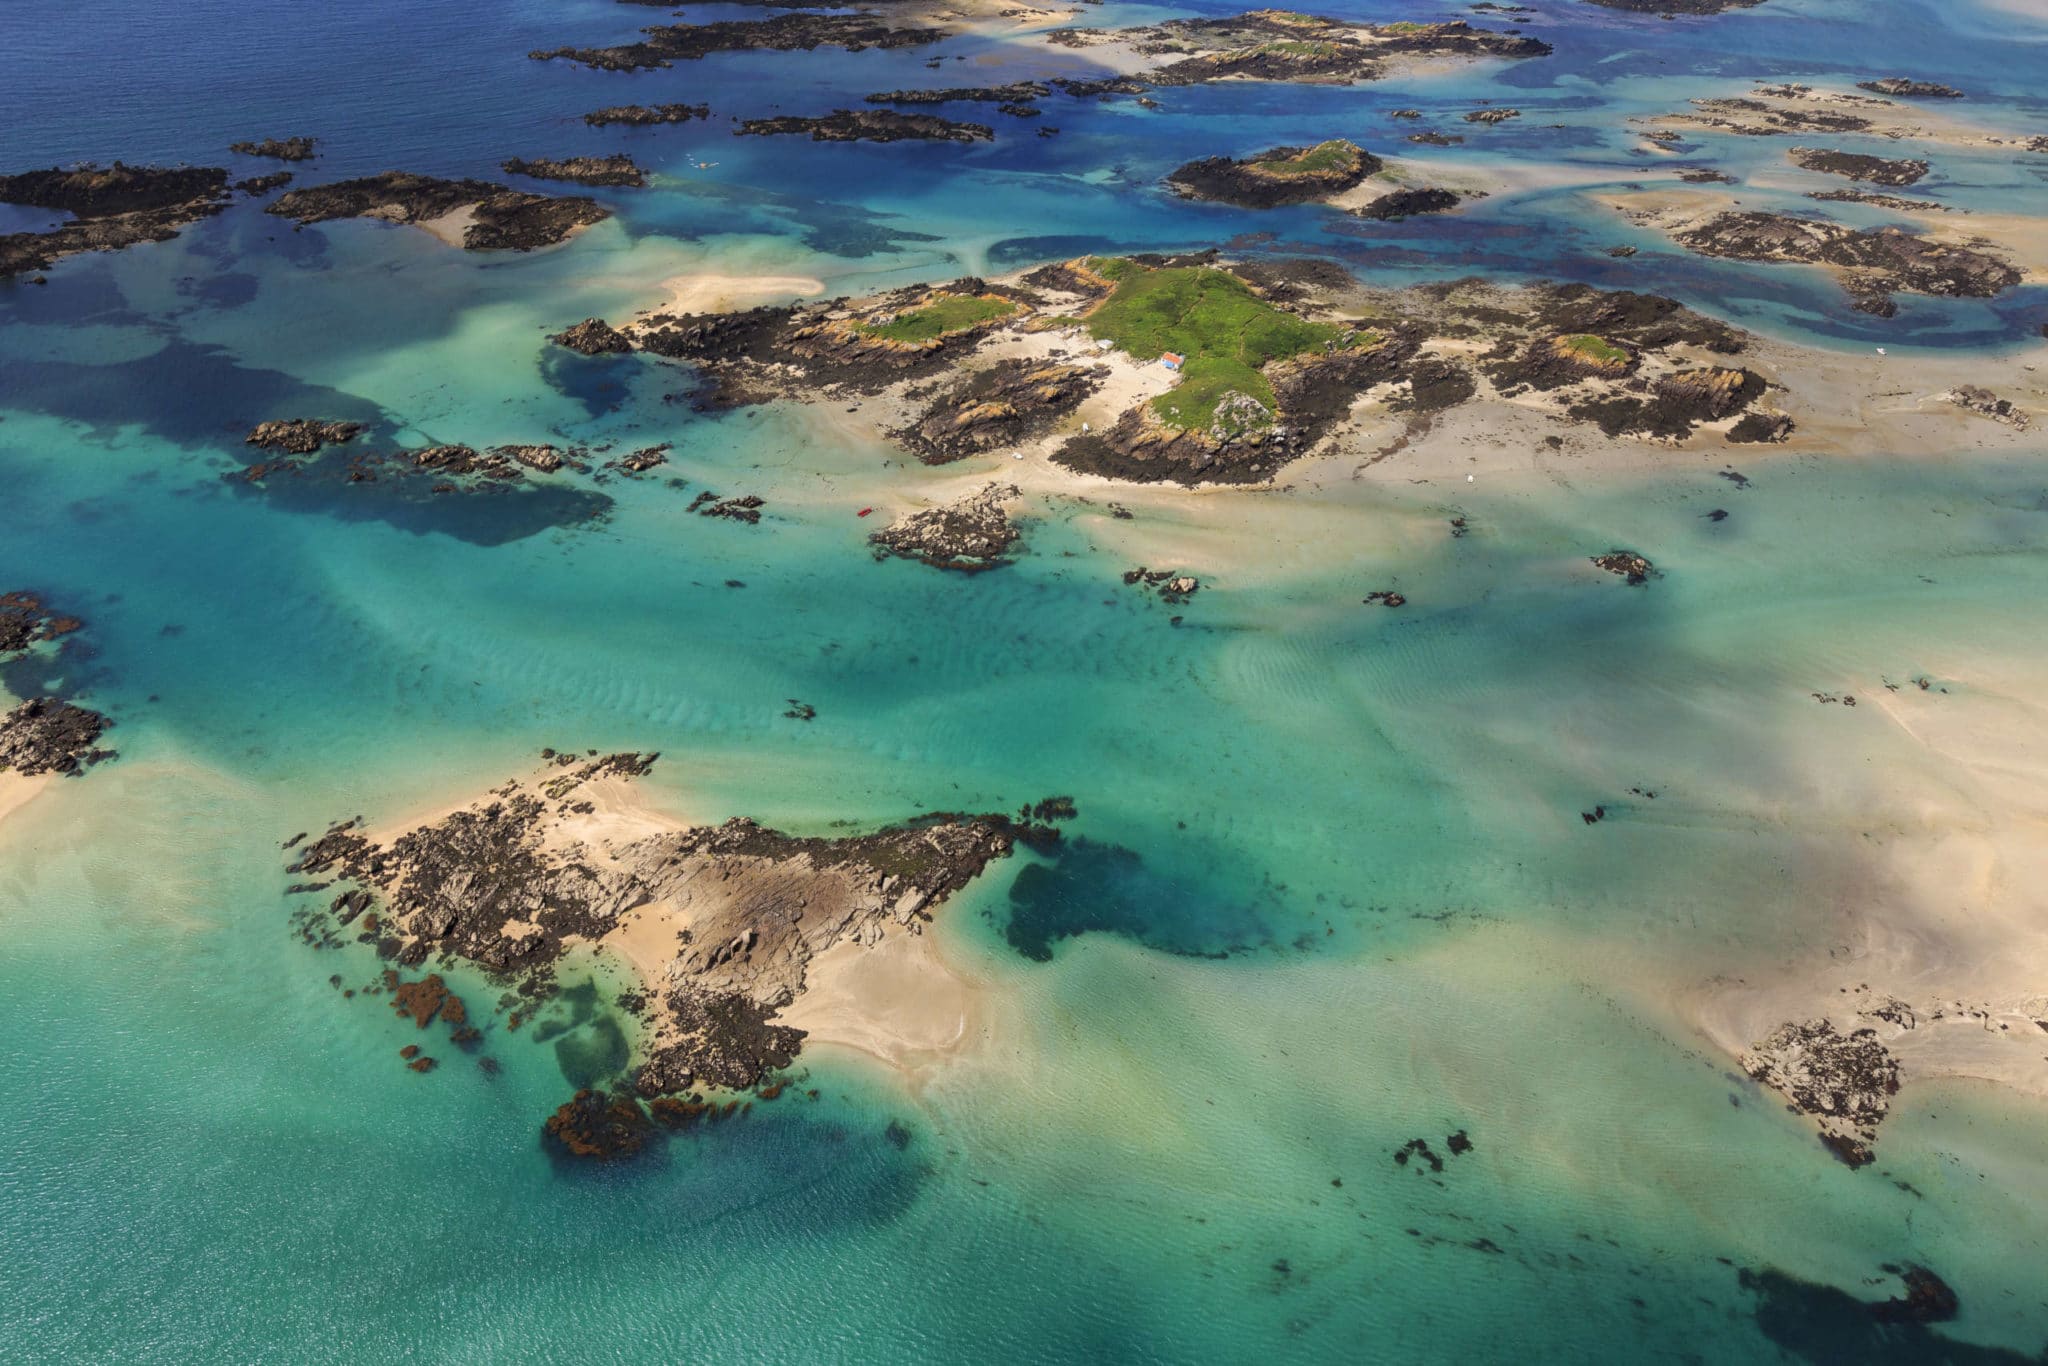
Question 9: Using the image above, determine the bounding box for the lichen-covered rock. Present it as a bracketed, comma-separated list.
[869, 482, 1023, 573]
[245, 419, 362, 455]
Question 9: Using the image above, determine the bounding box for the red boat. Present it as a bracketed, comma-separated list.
[857, 507, 873, 518]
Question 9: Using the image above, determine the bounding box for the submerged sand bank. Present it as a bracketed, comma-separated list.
[0, 771, 53, 833]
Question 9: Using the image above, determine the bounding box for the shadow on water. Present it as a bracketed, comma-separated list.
[538, 346, 639, 421]
[1000, 837, 1282, 963]
[1, 337, 612, 545]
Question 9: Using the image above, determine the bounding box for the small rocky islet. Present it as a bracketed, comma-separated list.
[280, 751, 1068, 1156]
[0, 162, 231, 278]
[266, 171, 611, 250]
[1165, 139, 1382, 208]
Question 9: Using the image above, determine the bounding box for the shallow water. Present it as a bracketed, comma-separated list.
[5, 0, 2048, 1360]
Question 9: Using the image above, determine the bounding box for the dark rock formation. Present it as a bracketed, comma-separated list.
[1123, 568, 1201, 604]
[501, 155, 647, 188]
[532, 14, 945, 71]
[245, 419, 362, 455]
[1592, 550, 1657, 585]
[285, 754, 1037, 1115]
[638, 280, 1025, 401]
[869, 482, 1022, 572]
[234, 172, 295, 197]
[550, 317, 634, 356]
[1165, 140, 1381, 208]
[267, 173, 610, 250]
[1351, 186, 1461, 220]
[0, 162, 231, 278]
[0, 591, 84, 657]
[1742, 1019, 1900, 1166]
[895, 360, 1105, 463]
[230, 137, 317, 162]
[736, 110, 993, 144]
[543, 1088, 655, 1160]
[1871, 1266, 1960, 1324]
[1671, 211, 2020, 307]
[584, 103, 710, 127]
[1808, 188, 1952, 214]
[1463, 108, 1519, 124]
[1567, 366, 1768, 439]
[0, 698, 113, 776]
[1857, 78, 1963, 99]
[1051, 14, 1549, 87]
[866, 82, 1051, 106]
[1789, 147, 1929, 187]
[1728, 411, 1795, 443]
[1583, 0, 1765, 12]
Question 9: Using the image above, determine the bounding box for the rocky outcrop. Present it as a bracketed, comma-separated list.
[638, 281, 1025, 399]
[1671, 211, 2021, 309]
[267, 172, 610, 250]
[0, 162, 231, 278]
[896, 360, 1105, 463]
[1165, 140, 1380, 208]
[285, 753, 1041, 1128]
[501, 155, 647, 188]
[1351, 187, 1460, 220]
[1742, 1019, 1900, 1166]
[1856, 78, 1963, 99]
[1788, 147, 1929, 187]
[1050, 14, 1549, 87]
[868, 482, 1023, 572]
[866, 82, 1051, 107]
[1462, 107, 1519, 124]
[1583, 0, 1765, 12]
[0, 591, 84, 657]
[550, 317, 634, 356]
[584, 103, 709, 127]
[0, 698, 113, 776]
[736, 110, 993, 144]
[235, 172, 294, 197]
[1567, 366, 1768, 440]
[543, 1088, 655, 1160]
[1808, 188, 1953, 214]
[245, 419, 362, 455]
[1949, 385, 2028, 429]
[230, 137, 317, 162]
[1592, 550, 1657, 585]
[0, 593, 113, 776]
[532, 13, 945, 71]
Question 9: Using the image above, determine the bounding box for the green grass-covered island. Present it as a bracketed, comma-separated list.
[1165, 138, 1384, 208]
[1080, 258, 1375, 437]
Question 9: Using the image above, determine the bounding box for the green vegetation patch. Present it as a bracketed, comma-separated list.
[1378, 21, 1432, 34]
[1558, 333, 1630, 366]
[1084, 262, 1371, 435]
[1251, 39, 1345, 57]
[1250, 139, 1365, 178]
[858, 294, 1018, 344]
[1259, 9, 1336, 26]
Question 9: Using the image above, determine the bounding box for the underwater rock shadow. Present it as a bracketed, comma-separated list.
[999, 837, 1283, 963]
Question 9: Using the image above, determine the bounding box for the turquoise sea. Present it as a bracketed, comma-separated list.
[5, 0, 2048, 1360]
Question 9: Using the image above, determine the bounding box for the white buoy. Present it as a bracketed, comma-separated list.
[1876, 347, 1887, 356]
[1467, 474, 1475, 482]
